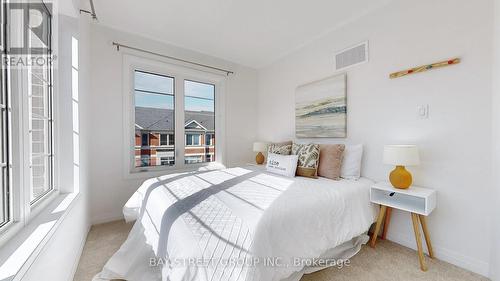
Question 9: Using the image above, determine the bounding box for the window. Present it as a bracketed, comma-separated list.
[185, 156, 203, 164]
[134, 70, 175, 167]
[185, 134, 200, 146]
[0, 2, 56, 236]
[159, 133, 174, 146]
[141, 133, 149, 146]
[205, 133, 214, 146]
[160, 134, 168, 146]
[28, 4, 54, 204]
[0, 1, 9, 227]
[160, 156, 174, 166]
[126, 56, 223, 172]
[184, 80, 215, 164]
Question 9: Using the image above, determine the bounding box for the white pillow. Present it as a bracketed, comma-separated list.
[340, 144, 363, 180]
[266, 153, 298, 178]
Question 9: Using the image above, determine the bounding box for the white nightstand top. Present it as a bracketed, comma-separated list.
[246, 163, 266, 167]
[372, 182, 436, 198]
[370, 182, 436, 216]
[245, 163, 267, 170]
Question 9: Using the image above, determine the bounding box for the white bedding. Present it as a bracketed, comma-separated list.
[93, 166, 377, 281]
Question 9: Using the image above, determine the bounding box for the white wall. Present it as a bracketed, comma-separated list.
[21, 6, 93, 281]
[490, 0, 500, 279]
[88, 25, 258, 223]
[257, 0, 493, 276]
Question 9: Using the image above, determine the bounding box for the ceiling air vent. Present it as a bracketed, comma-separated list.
[334, 41, 369, 71]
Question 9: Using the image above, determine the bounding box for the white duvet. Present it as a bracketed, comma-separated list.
[93, 166, 377, 281]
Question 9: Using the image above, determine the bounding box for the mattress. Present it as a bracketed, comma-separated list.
[93, 165, 377, 281]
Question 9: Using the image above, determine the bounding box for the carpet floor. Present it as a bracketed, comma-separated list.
[74, 220, 489, 281]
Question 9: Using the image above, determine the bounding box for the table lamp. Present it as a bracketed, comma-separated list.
[253, 142, 268, 165]
[383, 145, 420, 189]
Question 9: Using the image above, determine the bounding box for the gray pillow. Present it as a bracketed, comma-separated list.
[267, 141, 292, 155]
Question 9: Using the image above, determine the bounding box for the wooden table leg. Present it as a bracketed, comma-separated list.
[370, 205, 387, 248]
[382, 207, 392, 240]
[418, 214, 434, 258]
[411, 213, 428, 271]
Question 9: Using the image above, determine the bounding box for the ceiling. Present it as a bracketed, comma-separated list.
[93, 0, 391, 68]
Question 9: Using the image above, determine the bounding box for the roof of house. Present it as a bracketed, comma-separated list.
[135, 107, 214, 131]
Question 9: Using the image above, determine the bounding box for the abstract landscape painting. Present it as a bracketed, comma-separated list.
[295, 74, 346, 138]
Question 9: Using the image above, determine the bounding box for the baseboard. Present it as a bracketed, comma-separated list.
[387, 232, 490, 277]
[91, 212, 124, 225]
[67, 224, 91, 281]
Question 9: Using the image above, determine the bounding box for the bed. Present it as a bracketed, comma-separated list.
[93, 165, 377, 281]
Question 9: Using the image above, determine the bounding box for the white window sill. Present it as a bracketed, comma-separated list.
[0, 192, 81, 281]
[125, 161, 226, 179]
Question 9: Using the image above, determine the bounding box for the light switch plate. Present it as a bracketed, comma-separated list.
[417, 104, 429, 119]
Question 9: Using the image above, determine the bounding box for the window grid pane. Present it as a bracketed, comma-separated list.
[134, 70, 175, 168]
[0, 0, 10, 226]
[29, 5, 53, 204]
[184, 80, 215, 164]
[0, 88, 8, 225]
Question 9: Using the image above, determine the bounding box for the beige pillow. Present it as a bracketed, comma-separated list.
[318, 144, 345, 180]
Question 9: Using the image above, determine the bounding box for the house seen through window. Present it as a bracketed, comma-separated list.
[184, 80, 215, 164]
[134, 71, 215, 168]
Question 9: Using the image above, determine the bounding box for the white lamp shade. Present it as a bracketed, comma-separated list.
[253, 142, 268, 152]
[383, 145, 420, 166]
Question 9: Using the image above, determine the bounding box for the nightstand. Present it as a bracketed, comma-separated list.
[369, 182, 437, 271]
[245, 163, 266, 171]
[246, 163, 266, 167]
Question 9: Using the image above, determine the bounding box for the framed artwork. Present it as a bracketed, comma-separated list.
[295, 74, 346, 138]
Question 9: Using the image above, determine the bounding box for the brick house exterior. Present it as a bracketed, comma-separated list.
[134, 107, 215, 167]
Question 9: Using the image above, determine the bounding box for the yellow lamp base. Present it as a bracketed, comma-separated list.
[389, 165, 412, 189]
[256, 152, 265, 165]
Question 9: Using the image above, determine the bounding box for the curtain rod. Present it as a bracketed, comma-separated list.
[112, 42, 234, 76]
[80, 0, 98, 20]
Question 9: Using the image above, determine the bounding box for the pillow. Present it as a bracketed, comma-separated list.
[266, 153, 298, 177]
[340, 144, 363, 180]
[267, 141, 292, 155]
[292, 143, 320, 178]
[318, 144, 345, 180]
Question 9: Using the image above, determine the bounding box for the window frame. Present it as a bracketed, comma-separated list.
[168, 134, 174, 146]
[0, 0, 59, 242]
[159, 133, 168, 146]
[160, 156, 174, 166]
[123, 54, 226, 177]
[205, 133, 214, 146]
[185, 155, 203, 164]
[159, 133, 174, 147]
[24, 1, 56, 207]
[141, 133, 149, 147]
[185, 133, 201, 146]
[0, 0, 11, 230]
